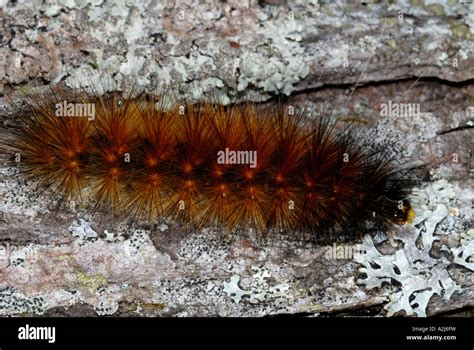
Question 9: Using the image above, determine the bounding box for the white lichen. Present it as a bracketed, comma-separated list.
[354, 179, 473, 316]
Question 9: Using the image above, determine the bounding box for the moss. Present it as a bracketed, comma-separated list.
[337, 115, 369, 124]
[319, 5, 333, 17]
[410, 0, 425, 7]
[340, 23, 352, 31]
[75, 270, 108, 293]
[384, 17, 399, 27]
[387, 38, 397, 49]
[305, 303, 324, 313]
[451, 22, 472, 40]
[88, 62, 99, 70]
[425, 4, 445, 17]
[56, 255, 71, 262]
[140, 302, 166, 311]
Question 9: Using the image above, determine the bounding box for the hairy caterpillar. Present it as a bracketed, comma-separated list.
[1, 84, 415, 243]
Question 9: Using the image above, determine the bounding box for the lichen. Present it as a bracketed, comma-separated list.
[223, 266, 292, 305]
[354, 179, 473, 316]
[75, 271, 108, 294]
[451, 22, 473, 40]
[0, 287, 48, 316]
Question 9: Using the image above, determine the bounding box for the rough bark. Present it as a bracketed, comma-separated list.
[0, 0, 473, 317]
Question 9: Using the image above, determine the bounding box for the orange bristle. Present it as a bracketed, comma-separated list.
[125, 99, 177, 222]
[88, 95, 141, 211]
[8, 89, 92, 198]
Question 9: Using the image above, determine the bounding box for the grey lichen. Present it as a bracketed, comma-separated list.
[354, 180, 473, 317]
[1, 0, 473, 98]
[0, 287, 48, 316]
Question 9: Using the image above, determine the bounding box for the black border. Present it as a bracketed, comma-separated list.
[0, 316, 472, 348]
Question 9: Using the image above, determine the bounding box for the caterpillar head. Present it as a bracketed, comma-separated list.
[390, 199, 415, 225]
[375, 196, 415, 225]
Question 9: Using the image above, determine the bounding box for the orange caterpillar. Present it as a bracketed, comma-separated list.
[4, 86, 415, 242]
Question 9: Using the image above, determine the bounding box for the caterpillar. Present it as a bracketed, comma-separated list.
[1, 84, 415, 243]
